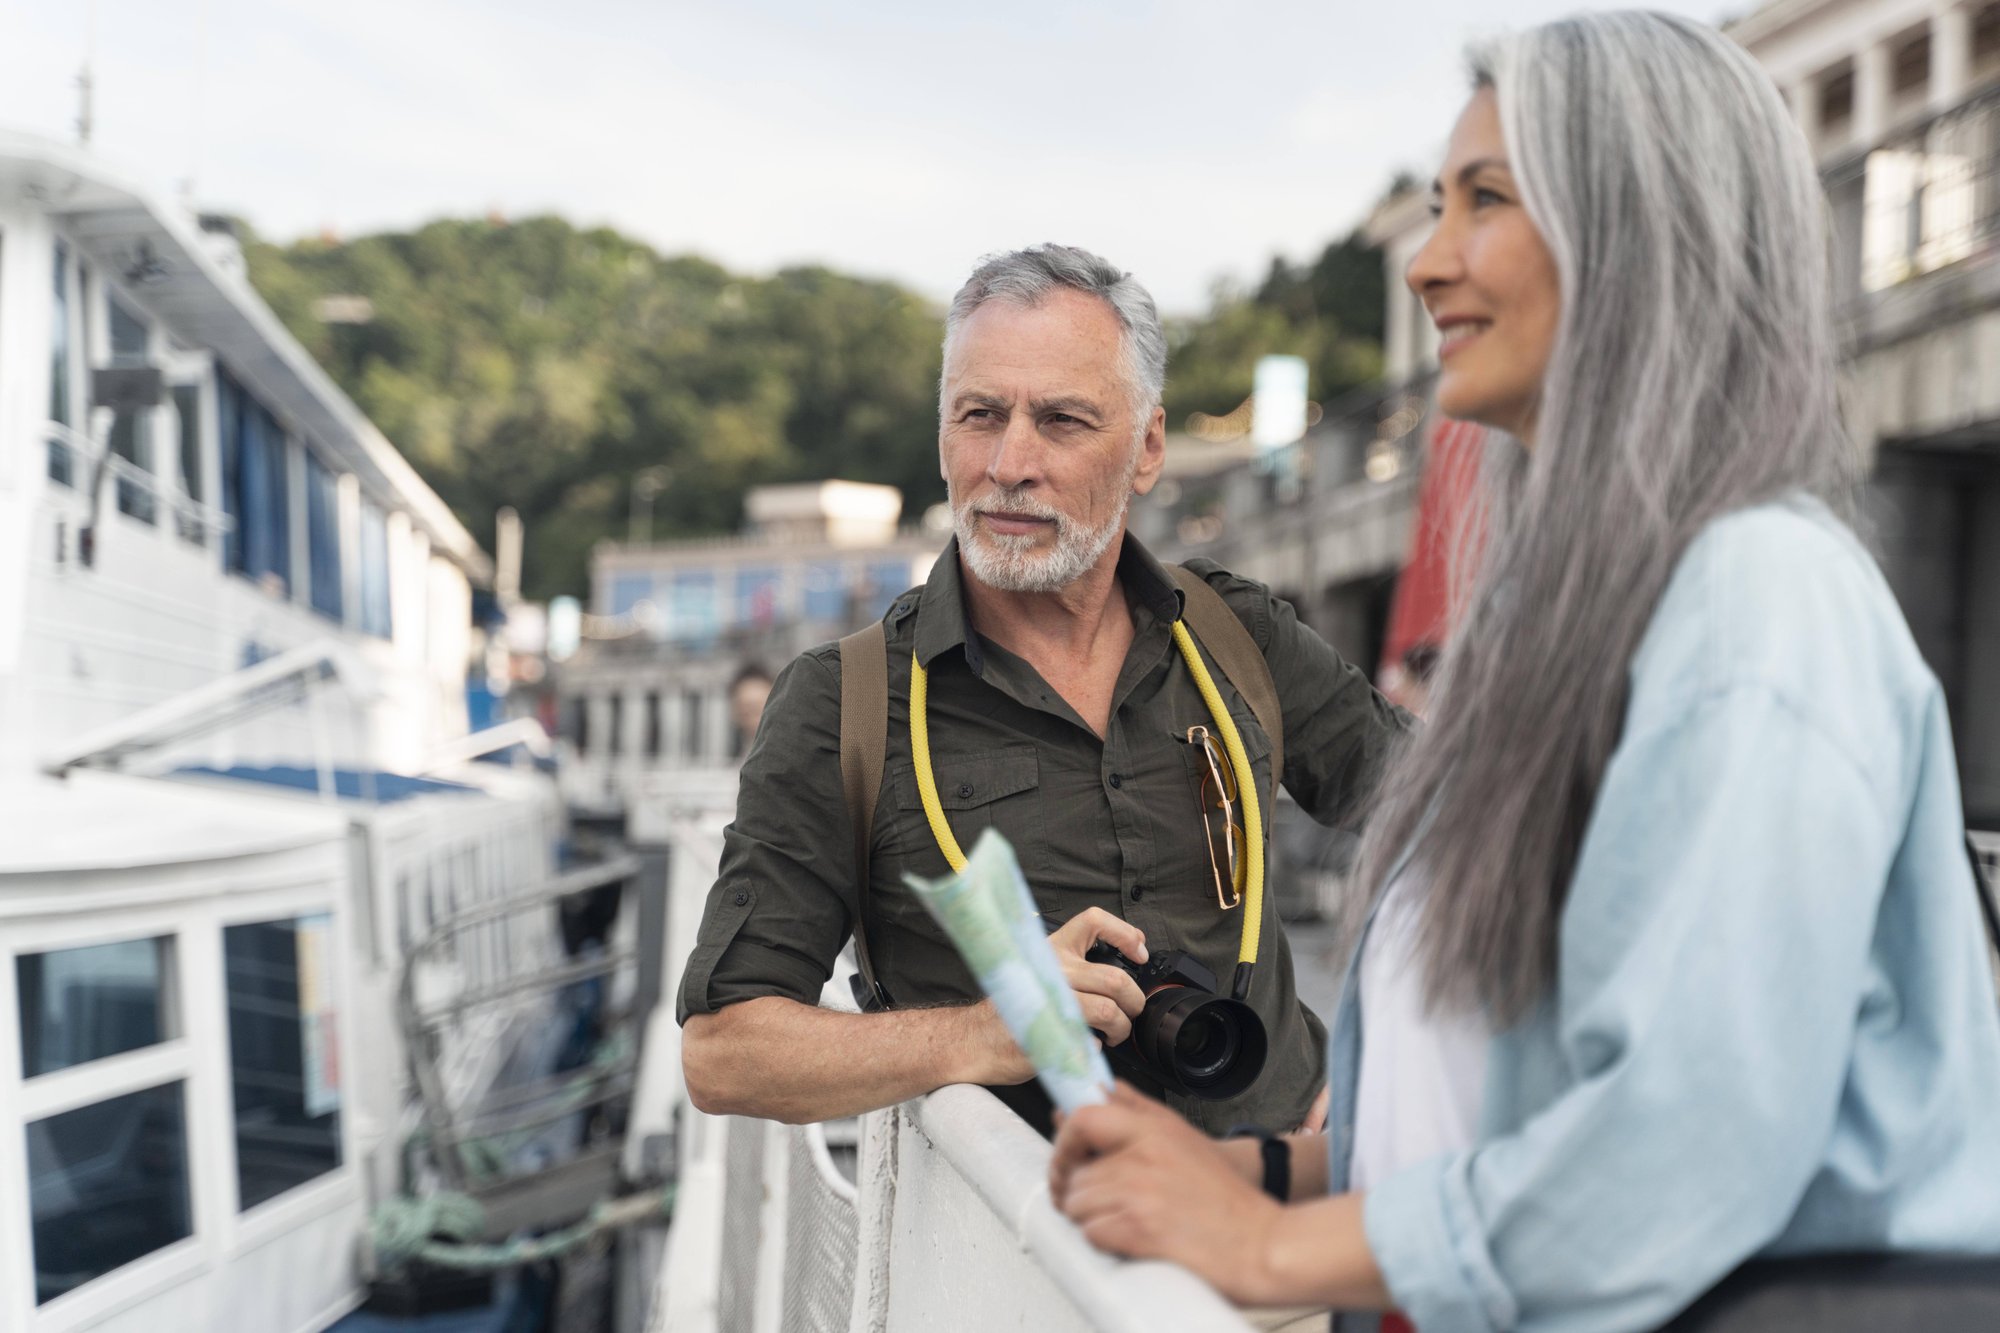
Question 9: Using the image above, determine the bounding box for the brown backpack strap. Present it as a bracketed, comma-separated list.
[838, 620, 893, 1009]
[1168, 565, 1284, 790]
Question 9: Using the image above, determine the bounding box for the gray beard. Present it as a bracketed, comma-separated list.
[950, 485, 1131, 594]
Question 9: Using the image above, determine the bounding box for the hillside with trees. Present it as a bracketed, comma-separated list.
[246, 217, 1385, 599]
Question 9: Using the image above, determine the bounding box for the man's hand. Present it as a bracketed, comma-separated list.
[961, 906, 1151, 1086]
[1050, 907, 1150, 1045]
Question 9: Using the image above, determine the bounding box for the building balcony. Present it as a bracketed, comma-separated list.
[1829, 76, 2000, 352]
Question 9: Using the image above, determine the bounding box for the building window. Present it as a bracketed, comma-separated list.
[607, 692, 624, 758]
[736, 566, 782, 627]
[670, 571, 719, 645]
[218, 369, 292, 595]
[609, 573, 651, 617]
[570, 694, 590, 756]
[305, 452, 344, 621]
[48, 242, 74, 487]
[1893, 28, 1932, 101]
[1820, 63, 1855, 133]
[644, 691, 662, 758]
[27, 1082, 192, 1305]
[108, 297, 157, 526]
[17, 937, 175, 1077]
[1977, 3, 2000, 77]
[866, 559, 913, 619]
[358, 499, 392, 638]
[171, 383, 207, 546]
[224, 916, 342, 1212]
[803, 562, 846, 622]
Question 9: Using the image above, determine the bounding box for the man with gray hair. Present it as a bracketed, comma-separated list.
[679, 244, 1406, 1135]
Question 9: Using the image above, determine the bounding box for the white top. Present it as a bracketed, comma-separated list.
[1349, 877, 1491, 1192]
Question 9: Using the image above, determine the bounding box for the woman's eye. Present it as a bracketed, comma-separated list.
[1426, 200, 1444, 220]
[1473, 186, 1506, 208]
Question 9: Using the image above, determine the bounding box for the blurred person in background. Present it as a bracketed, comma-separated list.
[1051, 12, 2000, 1331]
[728, 661, 774, 757]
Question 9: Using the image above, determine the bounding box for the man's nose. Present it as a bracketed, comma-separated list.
[986, 413, 1042, 489]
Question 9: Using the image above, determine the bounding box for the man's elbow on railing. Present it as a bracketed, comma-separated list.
[681, 999, 845, 1125]
[681, 1008, 760, 1119]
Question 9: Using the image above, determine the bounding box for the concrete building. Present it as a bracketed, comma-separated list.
[559, 480, 946, 816]
[1728, 0, 2000, 826]
[1228, 0, 2000, 830]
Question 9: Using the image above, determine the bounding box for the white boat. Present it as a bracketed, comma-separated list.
[0, 129, 647, 1333]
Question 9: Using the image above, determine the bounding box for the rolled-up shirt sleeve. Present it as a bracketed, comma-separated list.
[676, 649, 856, 1022]
[1364, 684, 1900, 1333]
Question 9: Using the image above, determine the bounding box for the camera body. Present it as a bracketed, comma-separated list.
[1085, 943, 1268, 1100]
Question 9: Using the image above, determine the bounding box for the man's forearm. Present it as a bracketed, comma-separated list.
[682, 995, 1021, 1123]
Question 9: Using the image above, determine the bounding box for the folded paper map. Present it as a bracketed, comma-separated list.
[904, 828, 1114, 1113]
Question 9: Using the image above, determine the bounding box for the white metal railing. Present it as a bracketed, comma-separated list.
[40, 636, 377, 775]
[644, 801, 1257, 1333]
[42, 419, 236, 542]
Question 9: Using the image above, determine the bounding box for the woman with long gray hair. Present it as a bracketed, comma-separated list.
[1050, 11, 2000, 1330]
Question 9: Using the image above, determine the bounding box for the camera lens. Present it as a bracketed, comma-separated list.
[1174, 1008, 1238, 1081]
[1137, 989, 1268, 1099]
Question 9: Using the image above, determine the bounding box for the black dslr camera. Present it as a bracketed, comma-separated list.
[1084, 943, 1267, 1100]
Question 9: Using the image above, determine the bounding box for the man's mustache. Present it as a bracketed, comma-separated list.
[960, 489, 1065, 525]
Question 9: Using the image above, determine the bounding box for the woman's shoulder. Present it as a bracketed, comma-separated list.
[1627, 497, 1937, 746]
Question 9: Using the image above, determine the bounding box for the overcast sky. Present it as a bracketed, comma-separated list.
[4, 0, 1731, 314]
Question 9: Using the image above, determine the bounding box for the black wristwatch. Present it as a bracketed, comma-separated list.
[1226, 1126, 1291, 1203]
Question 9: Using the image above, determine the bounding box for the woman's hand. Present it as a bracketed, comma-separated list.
[1050, 1082, 1284, 1304]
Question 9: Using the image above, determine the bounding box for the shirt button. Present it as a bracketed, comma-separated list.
[957, 782, 974, 799]
[1108, 773, 1123, 789]
[733, 891, 749, 906]
[1130, 885, 1146, 901]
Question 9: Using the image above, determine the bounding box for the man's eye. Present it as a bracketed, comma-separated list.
[964, 408, 998, 422]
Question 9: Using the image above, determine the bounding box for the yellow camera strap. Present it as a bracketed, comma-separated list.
[910, 616, 1267, 1000]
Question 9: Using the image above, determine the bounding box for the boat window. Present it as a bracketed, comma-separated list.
[358, 498, 393, 638]
[305, 451, 344, 621]
[48, 240, 75, 487]
[224, 915, 343, 1211]
[27, 1082, 192, 1305]
[16, 936, 177, 1078]
[108, 297, 157, 526]
[172, 383, 207, 546]
[217, 369, 294, 595]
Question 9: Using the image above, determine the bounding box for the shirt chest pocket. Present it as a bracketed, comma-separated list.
[890, 743, 1043, 882]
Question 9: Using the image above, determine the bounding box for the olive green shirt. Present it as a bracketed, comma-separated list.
[677, 533, 1410, 1133]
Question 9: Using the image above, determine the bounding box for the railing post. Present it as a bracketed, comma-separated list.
[847, 1106, 899, 1333]
[750, 1121, 792, 1333]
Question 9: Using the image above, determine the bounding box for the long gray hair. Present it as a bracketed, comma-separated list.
[1358, 11, 1864, 1022]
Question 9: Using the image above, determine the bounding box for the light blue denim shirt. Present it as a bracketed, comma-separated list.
[1326, 501, 2000, 1333]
